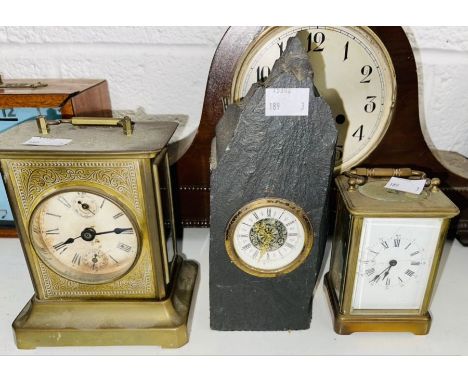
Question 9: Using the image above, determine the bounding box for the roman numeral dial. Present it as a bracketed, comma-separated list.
[227, 199, 313, 277]
[362, 233, 426, 290]
[352, 217, 442, 311]
[29, 190, 139, 284]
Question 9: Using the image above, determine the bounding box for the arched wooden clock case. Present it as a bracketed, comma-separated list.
[173, 26, 468, 244]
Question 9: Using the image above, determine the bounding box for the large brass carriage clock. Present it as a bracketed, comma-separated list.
[325, 168, 459, 335]
[0, 116, 198, 349]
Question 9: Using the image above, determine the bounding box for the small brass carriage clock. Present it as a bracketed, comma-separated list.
[325, 168, 459, 335]
[0, 116, 198, 348]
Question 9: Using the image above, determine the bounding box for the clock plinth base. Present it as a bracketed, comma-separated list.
[324, 273, 432, 335]
[12, 259, 198, 349]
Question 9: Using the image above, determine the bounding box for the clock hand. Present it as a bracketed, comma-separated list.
[53, 235, 81, 250]
[78, 201, 95, 215]
[370, 265, 392, 283]
[372, 259, 398, 283]
[94, 228, 133, 236]
[382, 260, 397, 280]
[382, 270, 390, 281]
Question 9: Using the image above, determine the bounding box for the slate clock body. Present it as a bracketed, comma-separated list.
[209, 37, 337, 331]
[175, 26, 468, 246]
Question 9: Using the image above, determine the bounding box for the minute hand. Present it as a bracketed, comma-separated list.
[94, 228, 133, 236]
[370, 265, 391, 283]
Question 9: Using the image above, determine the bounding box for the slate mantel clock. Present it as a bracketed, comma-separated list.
[325, 168, 459, 334]
[209, 36, 337, 331]
[174, 26, 468, 246]
[0, 77, 112, 237]
[0, 116, 198, 349]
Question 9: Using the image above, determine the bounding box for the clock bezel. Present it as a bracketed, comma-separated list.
[225, 197, 314, 278]
[28, 186, 142, 285]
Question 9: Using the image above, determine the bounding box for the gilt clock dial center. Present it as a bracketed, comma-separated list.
[226, 199, 314, 276]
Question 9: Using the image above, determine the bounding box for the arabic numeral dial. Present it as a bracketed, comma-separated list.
[233, 26, 396, 173]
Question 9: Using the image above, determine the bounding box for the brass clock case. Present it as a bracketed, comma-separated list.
[325, 174, 459, 335]
[225, 198, 314, 278]
[0, 119, 199, 348]
[28, 187, 142, 285]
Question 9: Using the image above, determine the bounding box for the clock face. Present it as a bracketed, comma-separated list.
[351, 217, 443, 311]
[231, 26, 396, 172]
[225, 198, 313, 276]
[29, 190, 140, 284]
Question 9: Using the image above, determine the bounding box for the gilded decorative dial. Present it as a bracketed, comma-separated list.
[232, 26, 396, 172]
[29, 190, 139, 284]
[225, 198, 313, 277]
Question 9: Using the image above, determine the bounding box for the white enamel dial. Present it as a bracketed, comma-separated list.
[232, 26, 396, 172]
[352, 217, 442, 311]
[30, 190, 139, 284]
[226, 199, 313, 276]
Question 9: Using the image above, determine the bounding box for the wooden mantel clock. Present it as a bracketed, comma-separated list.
[174, 26, 468, 245]
[0, 77, 112, 237]
[0, 116, 198, 349]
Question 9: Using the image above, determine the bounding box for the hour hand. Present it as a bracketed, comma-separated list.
[370, 274, 381, 283]
[53, 236, 77, 250]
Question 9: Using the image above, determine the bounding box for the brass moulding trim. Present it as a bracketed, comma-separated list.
[225, 197, 314, 278]
[0, 74, 47, 89]
[13, 258, 199, 349]
[325, 273, 431, 335]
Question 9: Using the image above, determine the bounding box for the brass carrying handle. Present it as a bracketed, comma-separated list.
[36, 116, 134, 136]
[344, 167, 440, 193]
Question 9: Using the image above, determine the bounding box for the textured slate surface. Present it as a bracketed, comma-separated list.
[209, 36, 337, 331]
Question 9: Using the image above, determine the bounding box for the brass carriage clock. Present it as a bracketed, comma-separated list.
[325, 168, 459, 335]
[0, 116, 198, 349]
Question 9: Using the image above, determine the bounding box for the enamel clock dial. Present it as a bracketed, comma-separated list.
[30, 190, 140, 284]
[225, 199, 313, 277]
[352, 217, 442, 311]
[231, 26, 397, 172]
